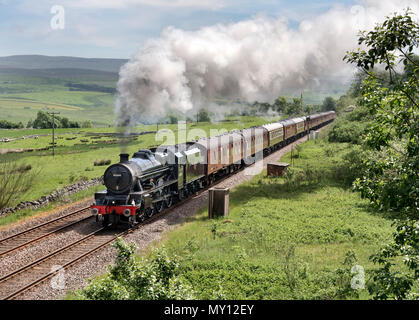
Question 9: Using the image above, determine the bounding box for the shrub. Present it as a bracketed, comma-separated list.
[81, 121, 92, 128]
[77, 239, 195, 300]
[0, 119, 24, 129]
[330, 145, 367, 186]
[198, 109, 211, 122]
[0, 161, 36, 210]
[328, 119, 366, 144]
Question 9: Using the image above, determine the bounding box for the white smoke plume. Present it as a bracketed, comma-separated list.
[115, 0, 418, 125]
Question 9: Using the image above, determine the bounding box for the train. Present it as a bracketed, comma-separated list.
[90, 111, 336, 228]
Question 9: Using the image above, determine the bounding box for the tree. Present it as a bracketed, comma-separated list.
[322, 96, 336, 111]
[274, 96, 288, 113]
[304, 104, 318, 114]
[286, 98, 302, 115]
[0, 120, 24, 129]
[81, 120, 92, 128]
[32, 111, 82, 128]
[197, 109, 210, 122]
[168, 114, 178, 124]
[344, 9, 419, 299]
[259, 102, 271, 113]
[32, 111, 52, 129]
[335, 94, 356, 115]
[69, 120, 80, 128]
[61, 117, 70, 128]
[349, 70, 368, 97]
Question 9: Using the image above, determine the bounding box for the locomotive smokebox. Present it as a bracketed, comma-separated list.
[119, 153, 129, 163]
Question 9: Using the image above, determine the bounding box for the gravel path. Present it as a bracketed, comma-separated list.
[1, 130, 324, 300]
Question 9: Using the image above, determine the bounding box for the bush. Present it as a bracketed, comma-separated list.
[81, 121, 92, 128]
[32, 111, 81, 129]
[198, 109, 211, 122]
[0, 119, 24, 129]
[0, 161, 36, 210]
[330, 145, 367, 186]
[77, 239, 195, 300]
[168, 115, 178, 124]
[328, 119, 366, 144]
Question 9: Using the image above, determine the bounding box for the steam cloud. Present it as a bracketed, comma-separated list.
[115, 0, 418, 125]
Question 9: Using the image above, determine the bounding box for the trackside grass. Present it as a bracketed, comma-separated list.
[0, 117, 285, 228]
[139, 138, 398, 299]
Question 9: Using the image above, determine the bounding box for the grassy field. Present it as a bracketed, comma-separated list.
[0, 116, 284, 218]
[128, 136, 400, 299]
[0, 56, 349, 127]
[0, 73, 116, 126]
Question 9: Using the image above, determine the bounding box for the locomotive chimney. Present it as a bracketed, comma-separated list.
[119, 153, 129, 163]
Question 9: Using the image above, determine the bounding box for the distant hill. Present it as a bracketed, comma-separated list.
[0, 66, 119, 81]
[0, 55, 128, 73]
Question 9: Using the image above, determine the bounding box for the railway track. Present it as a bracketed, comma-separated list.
[0, 131, 316, 300]
[0, 169, 238, 300]
[0, 227, 109, 300]
[0, 207, 92, 257]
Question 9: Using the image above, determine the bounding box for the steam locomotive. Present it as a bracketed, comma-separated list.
[91, 111, 336, 228]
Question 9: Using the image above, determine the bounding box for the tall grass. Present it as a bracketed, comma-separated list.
[138, 139, 396, 299]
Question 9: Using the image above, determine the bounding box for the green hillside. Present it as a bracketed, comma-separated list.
[0, 55, 127, 73]
[0, 55, 349, 127]
[0, 55, 123, 126]
[0, 72, 117, 126]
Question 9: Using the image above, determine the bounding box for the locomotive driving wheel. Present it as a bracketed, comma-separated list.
[102, 215, 110, 228]
[128, 215, 136, 228]
[154, 201, 163, 213]
[137, 208, 146, 222]
[178, 189, 187, 200]
[145, 207, 153, 219]
[165, 194, 173, 208]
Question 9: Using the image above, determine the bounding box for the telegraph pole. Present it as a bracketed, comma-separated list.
[48, 112, 60, 157]
[301, 92, 303, 111]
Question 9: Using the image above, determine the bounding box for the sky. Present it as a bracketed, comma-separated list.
[0, 0, 357, 59]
